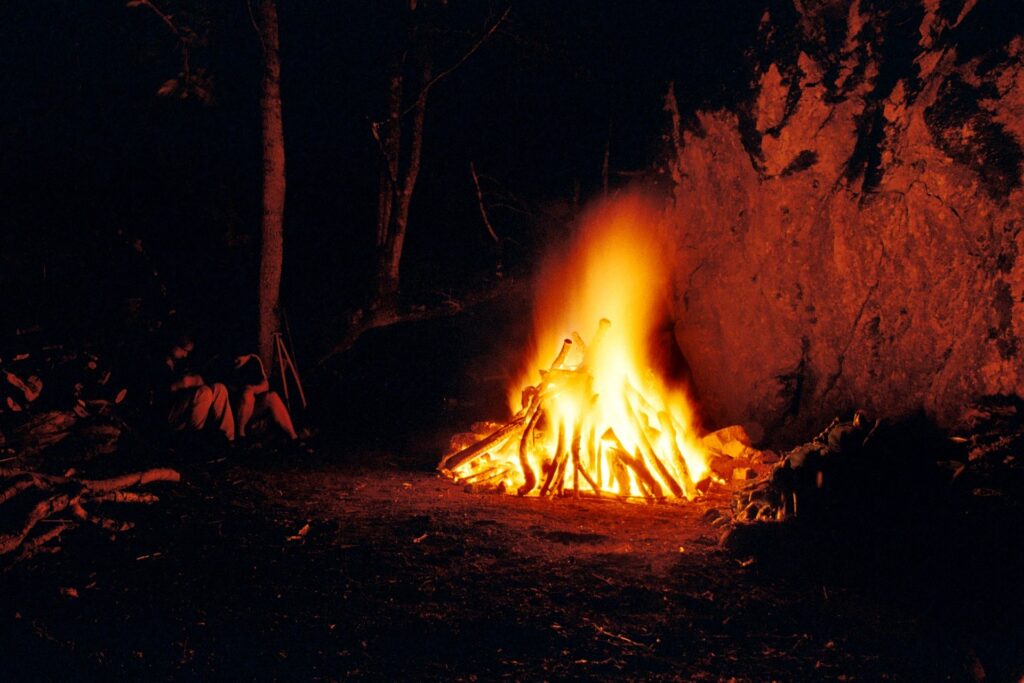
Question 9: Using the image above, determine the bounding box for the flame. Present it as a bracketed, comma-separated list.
[443, 192, 708, 500]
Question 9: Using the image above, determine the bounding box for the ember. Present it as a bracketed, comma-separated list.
[440, 195, 710, 500]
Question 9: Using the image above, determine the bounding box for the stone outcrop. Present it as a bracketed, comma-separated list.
[666, 0, 1024, 442]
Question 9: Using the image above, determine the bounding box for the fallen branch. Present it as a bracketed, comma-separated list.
[0, 490, 80, 555]
[80, 468, 181, 493]
[318, 278, 523, 366]
[400, 5, 511, 117]
[0, 475, 36, 505]
[14, 523, 72, 564]
[71, 502, 134, 533]
[470, 161, 499, 244]
[0, 466, 181, 563]
[90, 491, 160, 504]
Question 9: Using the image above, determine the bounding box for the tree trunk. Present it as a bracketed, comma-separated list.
[376, 65, 402, 250]
[257, 0, 286, 367]
[373, 62, 430, 311]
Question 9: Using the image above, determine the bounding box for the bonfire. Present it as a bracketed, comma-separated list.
[439, 194, 711, 501]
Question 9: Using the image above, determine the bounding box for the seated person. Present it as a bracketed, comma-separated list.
[232, 353, 297, 441]
[163, 333, 235, 442]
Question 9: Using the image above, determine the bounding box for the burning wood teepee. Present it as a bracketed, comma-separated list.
[439, 194, 716, 501]
[439, 317, 709, 501]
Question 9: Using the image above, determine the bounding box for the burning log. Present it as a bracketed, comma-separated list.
[608, 447, 633, 499]
[441, 340, 575, 475]
[583, 318, 611, 367]
[439, 416, 528, 472]
[516, 406, 543, 495]
[624, 398, 683, 499]
[574, 451, 602, 497]
[538, 422, 567, 497]
[658, 411, 694, 499]
[609, 447, 662, 502]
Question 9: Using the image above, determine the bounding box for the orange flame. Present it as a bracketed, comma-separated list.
[444, 192, 708, 500]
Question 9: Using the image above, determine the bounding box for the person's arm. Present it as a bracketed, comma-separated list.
[247, 377, 270, 395]
[170, 373, 205, 391]
[235, 354, 269, 394]
[166, 356, 203, 392]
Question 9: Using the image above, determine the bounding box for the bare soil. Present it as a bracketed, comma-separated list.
[4, 450, 1007, 681]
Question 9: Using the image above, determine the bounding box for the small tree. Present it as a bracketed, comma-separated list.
[129, 0, 285, 366]
[368, 2, 510, 314]
[256, 0, 285, 367]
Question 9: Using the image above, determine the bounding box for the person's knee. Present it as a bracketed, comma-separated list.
[194, 385, 213, 403]
[210, 383, 229, 400]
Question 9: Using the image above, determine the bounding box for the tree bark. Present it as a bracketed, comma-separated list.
[373, 61, 430, 311]
[257, 0, 286, 367]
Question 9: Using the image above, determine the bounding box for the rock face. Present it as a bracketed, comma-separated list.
[666, 0, 1024, 442]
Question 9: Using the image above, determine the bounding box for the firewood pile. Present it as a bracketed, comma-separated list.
[2, 344, 131, 466]
[728, 400, 1024, 529]
[1, 341, 181, 567]
[728, 414, 879, 523]
[0, 466, 181, 566]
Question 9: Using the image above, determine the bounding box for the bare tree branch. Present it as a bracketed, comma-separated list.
[127, 0, 192, 77]
[399, 5, 511, 117]
[470, 161, 499, 243]
[318, 278, 525, 366]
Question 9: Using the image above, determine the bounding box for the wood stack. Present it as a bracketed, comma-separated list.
[438, 319, 706, 502]
[0, 466, 181, 566]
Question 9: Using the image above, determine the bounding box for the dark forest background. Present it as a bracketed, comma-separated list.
[1, 0, 765, 360]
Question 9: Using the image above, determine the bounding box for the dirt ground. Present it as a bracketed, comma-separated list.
[4, 448, 1006, 682]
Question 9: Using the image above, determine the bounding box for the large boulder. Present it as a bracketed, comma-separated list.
[666, 0, 1024, 441]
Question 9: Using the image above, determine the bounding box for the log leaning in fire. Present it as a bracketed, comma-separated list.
[517, 405, 544, 495]
[571, 332, 587, 354]
[550, 338, 573, 369]
[539, 422, 568, 497]
[571, 422, 581, 497]
[603, 429, 663, 500]
[658, 410, 694, 499]
[608, 448, 658, 501]
[573, 436, 603, 497]
[624, 398, 684, 498]
[441, 340, 574, 474]
[439, 415, 529, 472]
[608, 445, 632, 496]
[459, 464, 513, 487]
[581, 319, 611, 369]
[456, 462, 505, 484]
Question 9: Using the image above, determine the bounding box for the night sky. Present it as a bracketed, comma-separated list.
[1, 0, 765, 354]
